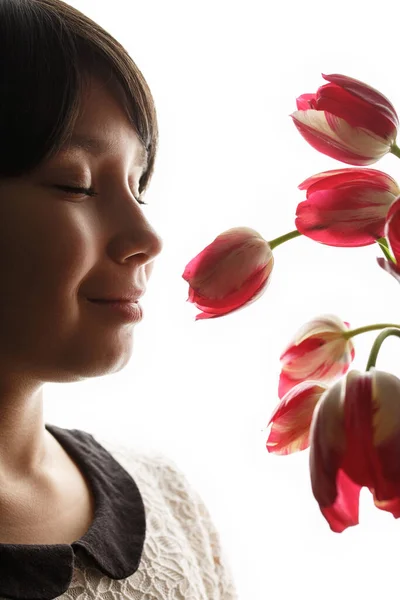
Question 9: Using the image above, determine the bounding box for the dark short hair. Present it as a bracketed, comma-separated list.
[0, 0, 158, 195]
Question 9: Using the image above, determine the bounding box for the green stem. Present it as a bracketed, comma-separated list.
[390, 142, 400, 159]
[268, 229, 302, 250]
[366, 328, 400, 370]
[343, 322, 400, 340]
[376, 237, 395, 263]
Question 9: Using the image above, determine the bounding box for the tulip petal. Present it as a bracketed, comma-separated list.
[322, 73, 399, 132]
[182, 227, 263, 282]
[299, 168, 399, 196]
[376, 256, 400, 283]
[278, 338, 348, 395]
[309, 381, 345, 506]
[295, 186, 392, 246]
[340, 371, 377, 489]
[280, 335, 325, 363]
[291, 110, 391, 165]
[316, 82, 396, 141]
[191, 259, 273, 320]
[340, 370, 400, 507]
[386, 197, 400, 263]
[371, 492, 400, 518]
[288, 314, 351, 345]
[310, 381, 361, 532]
[279, 337, 354, 397]
[266, 381, 327, 455]
[370, 370, 400, 500]
[320, 469, 361, 533]
[296, 93, 317, 110]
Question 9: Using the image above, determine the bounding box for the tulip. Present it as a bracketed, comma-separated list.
[291, 73, 399, 166]
[296, 168, 400, 247]
[266, 381, 328, 455]
[182, 227, 273, 320]
[279, 314, 355, 398]
[310, 369, 400, 533]
[377, 196, 400, 282]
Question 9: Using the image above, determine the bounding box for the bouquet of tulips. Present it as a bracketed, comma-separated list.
[182, 73, 400, 534]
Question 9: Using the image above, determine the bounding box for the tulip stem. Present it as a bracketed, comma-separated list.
[269, 229, 302, 250]
[344, 323, 400, 340]
[390, 143, 400, 159]
[366, 328, 400, 370]
[376, 237, 395, 263]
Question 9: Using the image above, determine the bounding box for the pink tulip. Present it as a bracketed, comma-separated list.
[377, 196, 400, 282]
[182, 227, 273, 320]
[296, 168, 400, 247]
[266, 381, 328, 455]
[279, 315, 355, 398]
[310, 369, 400, 533]
[291, 73, 399, 165]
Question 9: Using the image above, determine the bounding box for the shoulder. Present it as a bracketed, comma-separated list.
[88, 431, 195, 498]
[89, 432, 213, 554]
[88, 432, 215, 538]
[88, 431, 239, 599]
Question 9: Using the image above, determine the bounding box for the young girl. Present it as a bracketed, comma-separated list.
[0, 0, 237, 598]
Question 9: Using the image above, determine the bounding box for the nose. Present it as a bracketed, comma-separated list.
[121, 218, 163, 266]
[107, 193, 164, 267]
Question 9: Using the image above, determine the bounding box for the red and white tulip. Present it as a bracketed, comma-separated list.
[182, 227, 273, 320]
[310, 369, 400, 532]
[279, 315, 355, 398]
[266, 381, 328, 455]
[291, 73, 399, 166]
[296, 168, 400, 247]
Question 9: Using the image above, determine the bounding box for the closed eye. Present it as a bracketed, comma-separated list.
[55, 185, 148, 205]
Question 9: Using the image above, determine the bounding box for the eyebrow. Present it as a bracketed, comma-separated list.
[61, 134, 149, 172]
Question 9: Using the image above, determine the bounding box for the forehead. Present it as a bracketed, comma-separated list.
[58, 75, 149, 171]
[60, 133, 148, 172]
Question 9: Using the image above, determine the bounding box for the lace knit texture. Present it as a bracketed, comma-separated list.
[46, 436, 237, 600]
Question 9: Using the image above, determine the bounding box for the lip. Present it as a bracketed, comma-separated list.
[88, 295, 144, 302]
[88, 296, 144, 302]
[87, 299, 143, 323]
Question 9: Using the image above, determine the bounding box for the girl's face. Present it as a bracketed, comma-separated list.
[0, 75, 163, 383]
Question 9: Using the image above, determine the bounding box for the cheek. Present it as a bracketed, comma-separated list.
[22, 212, 95, 301]
[0, 191, 98, 318]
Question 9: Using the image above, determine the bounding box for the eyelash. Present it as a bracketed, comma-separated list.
[56, 185, 148, 205]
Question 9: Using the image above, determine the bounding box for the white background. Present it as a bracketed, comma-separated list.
[47, 1, 400, 598]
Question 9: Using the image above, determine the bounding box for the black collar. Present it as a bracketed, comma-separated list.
[0, 424, 146, 600]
